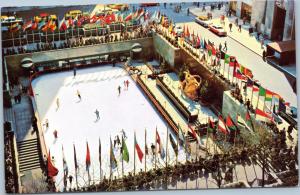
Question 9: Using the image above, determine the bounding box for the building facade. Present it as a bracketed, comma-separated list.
[229, 0, 295, 41]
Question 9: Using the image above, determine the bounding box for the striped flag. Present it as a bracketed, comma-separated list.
[218, 115, 228, 134]
[169, 133, 178, 155]
[188, 124, 202, 145]
[156, 129, 165, 159]
[134, 133, 144, 163]
[47, 150, 59, 177]
[110, 137, 117, 169]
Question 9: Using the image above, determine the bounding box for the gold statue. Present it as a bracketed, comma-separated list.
[180, 70, 201, 100]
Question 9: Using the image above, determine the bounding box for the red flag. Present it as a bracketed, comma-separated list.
[255, 108, 273, 122]
[218, 115, 228, 134]
[226, 115, 237, 131]
[134, 134, 144, 163]
[188, 124, 201, 144]
[86, 142, 91, 171]
[47, 150, 58, 177]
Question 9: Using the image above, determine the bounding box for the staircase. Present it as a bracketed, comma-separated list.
[17, 138, 42, 172]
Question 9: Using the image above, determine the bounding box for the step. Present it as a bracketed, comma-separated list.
[19, 160, 41, 168]
[18, 144, 39, 152]
[20, 164, 42, 172]
[17, 138, 38, 145]
[19, 154, 40, 162]
[18, 148, 39, 155]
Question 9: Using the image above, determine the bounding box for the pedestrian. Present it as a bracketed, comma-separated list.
[202, 4, 206, 12]
[262, 50, 266, 61]
[187, 8, 190, 16]
[151, 143, 156, 155]
[223, 41, 227, 51]
[95, 109, 100, 121]
[229, 23, 233, 32]
[238, 24, 242, 32]
[73, 66, 77, 78]
[287, 124, 294, 135]
[260, 38, 264, 49]
[68, 175, 73, 187]
[53, 130, 58, 139]
[118, 85, 121, 96]
[219, 43, 222, 51]
[56, 98, 60, 110]
[116, 135, 121, 145]
[76, 90, 81, 101]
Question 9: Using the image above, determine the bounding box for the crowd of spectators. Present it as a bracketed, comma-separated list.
[2, 25, 153, 57]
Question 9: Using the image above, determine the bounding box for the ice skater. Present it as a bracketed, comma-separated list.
[73, 66, 77, 78]
[76, 90, 81, 101]
[118, 85, 121, 96]
[56, 98, 60, 110]
[53, 130, 58, 139]
[44, 119, 49, 130]
[126, 80, 130, 90]
[95, 109, 100, 121]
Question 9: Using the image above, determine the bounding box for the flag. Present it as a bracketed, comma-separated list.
[211, 46, 216, 55]
[86, 142, 91, 171]
[156, 129, 165, 159]
[59, 18, 67, 31]
[208, 46, 212, 56]
[240, 65, 253, 78]
[134, 133, 144, 163]
[229, 56, 236, 67]
[224, 54, 230, 64]
[38, 20, 46, 30]
[265, 89, 274, 101]
[259, 86, 266, 97]
[49, 20, 57, 32]
[125, 13, 133, 22]
[62, 145, 69, 176]
[218, 115, 228, 134]
[204, 39, 208, 50]
[255, 108, 273, 122]
[110, 137, 117, 169]
[31, 22, 38, 30]
[253, 82, 260, 92]
[186, 26, 190, 38]
[22, 20, 32, 31]
[247, 77, 254, 87]
[234, 69, 247, 81]
[226, 115, 237, 131]
[177, 125, 185, 146]
[73, 144, 78, 170]
[169, 134, 178, 155]
[245, 110, 255, 131]
[188, 124, 201, 144]
[208, 117, 215, 133]
[10, 23, 20, 32]
[122, 136, 129, 163]
[47, 150, 59, 177]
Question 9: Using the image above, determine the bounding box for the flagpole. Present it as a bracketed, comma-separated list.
[134, 131, 136, 177]
[121, 135, 124, 178]
[110, 136, 112, 181]
[73, 144, 79, 190]
[176, 124, 179, 165]
[165, 127, 169, 168]
[155, 127, 157, 170]
[144, 128, 147, 172]
[99, 138, 102, 182]
[206, 117, 209, 156]
[223, 57, 226, 76]
[227, 63, 230, 81]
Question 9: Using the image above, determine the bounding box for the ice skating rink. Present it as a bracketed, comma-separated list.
[31, 65, 186, 190]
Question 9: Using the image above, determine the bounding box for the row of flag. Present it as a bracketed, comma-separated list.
[8, 7, 151, 33]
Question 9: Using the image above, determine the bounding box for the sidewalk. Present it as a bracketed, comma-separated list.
[211, 17, 272, 57]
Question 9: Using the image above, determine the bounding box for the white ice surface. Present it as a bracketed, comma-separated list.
[31, 65, 187, 191]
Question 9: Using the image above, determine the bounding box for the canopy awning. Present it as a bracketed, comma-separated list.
[267, 40, 295, 53]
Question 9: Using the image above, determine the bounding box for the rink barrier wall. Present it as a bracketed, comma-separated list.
[156, 76, 198, 122]
[135, 75, 179, 135]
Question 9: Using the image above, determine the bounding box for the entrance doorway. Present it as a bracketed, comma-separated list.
[271, 5, 286, 41]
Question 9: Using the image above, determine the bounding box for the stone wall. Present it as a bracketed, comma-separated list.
[5, 37, 154, 77]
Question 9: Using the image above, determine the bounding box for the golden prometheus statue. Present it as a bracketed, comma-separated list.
[180, 70, 201, 100]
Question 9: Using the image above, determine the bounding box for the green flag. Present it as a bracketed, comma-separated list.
[208, 49, 212, 56]
[122, 137, 129, 163]
[224, 54, 230, 64]
[259, 86, 266, 96]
